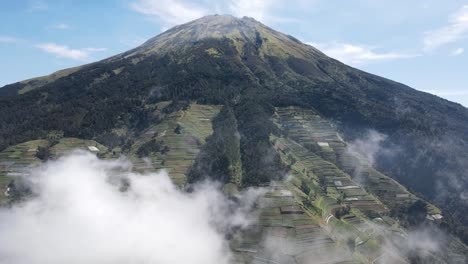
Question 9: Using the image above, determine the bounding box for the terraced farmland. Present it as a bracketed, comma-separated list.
[0, 140, 48, 202]
[49, 138, 108, 158]
[130, 103, 221, 186]
[273, 106, 439, 216]
[270, 106, 468, 263]
[273, 135, 388, 216]
[231, 182, 357, 264]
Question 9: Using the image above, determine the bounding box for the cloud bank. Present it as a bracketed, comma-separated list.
[0, 151, 260, 264]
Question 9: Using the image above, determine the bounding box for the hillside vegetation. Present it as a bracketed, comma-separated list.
[1, 15, 467, 260]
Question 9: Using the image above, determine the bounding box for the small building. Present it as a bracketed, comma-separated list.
[317, 142, 330, 147]
[396, 193, 410, 198]
[432, 214, 443, 220]
[334, 180, 343, 187]
[87, 146, 99, 152]
[426, 214, 443, 221]
[278, 190, 293, 197]
[336, 186, 360, 190]
[144, 130, 156, 135]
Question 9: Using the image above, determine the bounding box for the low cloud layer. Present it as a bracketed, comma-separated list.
[0, 151, 260, 264]
[346, 130, 388, 167]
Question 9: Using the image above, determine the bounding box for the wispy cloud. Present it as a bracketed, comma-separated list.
[0, 36, 17, 43]
[36, 43, 107, 61]
[129, 0, 303, 27]
[308, 42, 419, 66]
[27, 0, 48, 12]
[423, 5, 468, 51]
[50, 23, 70, 30]
[227, 0, 276, 22]
[130, 0, 208, 26]
[449, 47, 464, 56]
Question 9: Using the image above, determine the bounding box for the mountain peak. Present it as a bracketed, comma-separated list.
[188, 14, 259, 24]
[139, 14, 266, 48]
[128, 14, 322, 61]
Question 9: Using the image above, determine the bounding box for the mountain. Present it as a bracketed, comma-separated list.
[0, 15, 467, 262]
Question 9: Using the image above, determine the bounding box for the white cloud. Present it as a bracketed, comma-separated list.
[423, 5, 468, 51]
[308, 42, 419, 66]
[130, 0, 209, 26]
[227, 0, 276, 22]
[129, 0, 301, 27]
[51, 23, 70, 30]
[27, 0, 48, 12]
[0, 36, 17, 43]
[0, 151, 262, 264]
[36, 43, 107, 61]
[449, 47, 464, 56]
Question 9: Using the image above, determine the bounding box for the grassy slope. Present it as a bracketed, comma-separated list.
[129, 102, 221, 186]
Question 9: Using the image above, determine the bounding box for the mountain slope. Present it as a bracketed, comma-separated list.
[1, 15, 468, 259]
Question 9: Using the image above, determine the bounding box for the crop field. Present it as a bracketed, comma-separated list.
[274, 106, 441, 216]
[0, 140, 48, 202]
[0, 138, 109, 202]
[49, 138, 108, 158]
[231, 181, 356, 264]
[268, 107, 468, 262]
[130, 103, 221, 186]
[273, 135, 388, 217]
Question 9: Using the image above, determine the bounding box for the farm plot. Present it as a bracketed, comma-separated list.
[0, 140, 48, 202]
[49, 138, 108, 158]
[130, 103, 221, 186]
[274, 106, 344, 163]
[232, 181, 356, 264]
[274, 106, 442, 217]
[273, 136, 388, 217]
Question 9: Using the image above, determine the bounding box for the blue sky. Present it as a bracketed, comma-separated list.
[1, 0, 467, 106]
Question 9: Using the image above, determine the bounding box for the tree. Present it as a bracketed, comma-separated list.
[35, 146, 49, 160]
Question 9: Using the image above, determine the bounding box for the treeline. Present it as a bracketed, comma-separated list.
[0, 38, 252, 151]
[189, 99, 285, 187]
